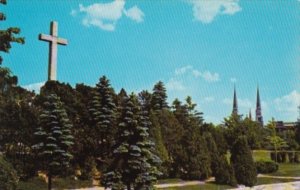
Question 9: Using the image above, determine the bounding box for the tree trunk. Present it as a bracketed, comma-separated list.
[275, 147, 277, 163]
[127, 183, 131, 190]
[48, 173, 52, 190]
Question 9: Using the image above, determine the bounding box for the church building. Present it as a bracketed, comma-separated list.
[231, 86, 264, 126]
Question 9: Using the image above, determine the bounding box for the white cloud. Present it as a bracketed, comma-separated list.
[230, 77, 237, 83]
[192, 69, 202, 77]
[22, 82, 45, 94]
[75, 0, 144, 31]
[174, 66, 220, 82]
[188, 0, 241, 24]
[124, 5, 144, 23]
[175, 65, 193, 75]
[201, 71, 220, 82]
[166, 78, 185, 91]
[204, 96, 215, 103]
[274, 90, 300, 120]
[193, 70, 219, 82]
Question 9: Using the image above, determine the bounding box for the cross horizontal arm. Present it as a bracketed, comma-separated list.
[39, 34, 53, 42]
[39, 34, 68, 45]
[57, 38, 68, 45]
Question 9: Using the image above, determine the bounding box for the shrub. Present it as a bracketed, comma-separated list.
[215, 155, 237, 187]
[255, 160, 278, 174]
[0, 156, 19, 190]
[230, 136, 257, 187]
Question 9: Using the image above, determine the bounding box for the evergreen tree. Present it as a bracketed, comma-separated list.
[104, 94, 160, 190]
[173, 97, 211, 179]
[33, 94, 74, 190]
[230, 136, 257, 187]
[203, 132, 219, 176]
[151, 81, 168, 111]
[214, 155, 237, 187]
[136, 92, 161, 189]
[89, 76, 116, 167]
[157, 109, 184, 178]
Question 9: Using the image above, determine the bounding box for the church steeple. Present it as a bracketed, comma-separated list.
[249, 109, 252, 120]
[256, 86, 263, 126]
[232, 85, 238, 115]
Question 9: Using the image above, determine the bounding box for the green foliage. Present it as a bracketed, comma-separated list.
[151, 81, 168, 111]
[214, 155, 237, 187]
[266, 119, 288, 163]
[89, 76, 117, 169]
[103, 94, 161, 189]
[255, 160, 278, 174]
[172, 97, 211, 180]
[32, 93, 74, 190]
[230, 136, 257, 187]
[224, 114, 265, 150]
[149, 112, 169, 177]
[0, 156, 18, 190]
[79, 156, 97, 180]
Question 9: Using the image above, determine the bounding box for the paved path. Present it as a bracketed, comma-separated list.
[70, 175, 300, 190]
[229, 181, 300, 190]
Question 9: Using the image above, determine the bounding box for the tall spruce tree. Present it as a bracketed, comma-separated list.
[89, 76, 116, 167]
[136, 92, 161, 189]
[33, 94, 74, 190]
[172, 97, 211, 179]
[104, 94, 160, 190]
[230, 136, 257, 187]
[151, 81, 168, 111]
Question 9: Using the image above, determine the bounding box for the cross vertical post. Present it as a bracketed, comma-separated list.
[39, 21, 68, 81]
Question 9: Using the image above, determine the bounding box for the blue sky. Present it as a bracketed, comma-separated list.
[1, 0, 300, 124]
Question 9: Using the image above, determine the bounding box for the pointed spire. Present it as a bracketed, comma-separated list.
[256, 86, 261, 108]
[232, 85, 238, 115]
[249, 109, 252, 120]
[256, 85, 264, 126]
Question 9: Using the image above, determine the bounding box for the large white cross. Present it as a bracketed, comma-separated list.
[39, 21, 67, 81]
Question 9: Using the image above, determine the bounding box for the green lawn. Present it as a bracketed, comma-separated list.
[256, 177, 298, 185]
[253, 150, 272, 161]
[17, 177, 93, 190]
[271, 163, 300, 177]
[18, 150, 300, 190]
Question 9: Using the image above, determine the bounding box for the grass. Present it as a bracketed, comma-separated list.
[157, 182, 231, 190]
[253, 150, 272, 161]
[18, 150, 300, 190]
[256, 177, 298, 185]
[271, 163, 300, 177]
[158, 178, 184, 184]
[17, 177, 93, 190]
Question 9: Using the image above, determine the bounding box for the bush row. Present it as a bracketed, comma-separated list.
[270, 151, 300, 163]
[255, 160, 278, 174]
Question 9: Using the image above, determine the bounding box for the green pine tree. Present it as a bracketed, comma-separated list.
[104, 94, 161, 190]
[230, 136, 257, 187]
[89, 76, 116, 167]
[151, 81, 168, 111]
[33, 93, 74, 190]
